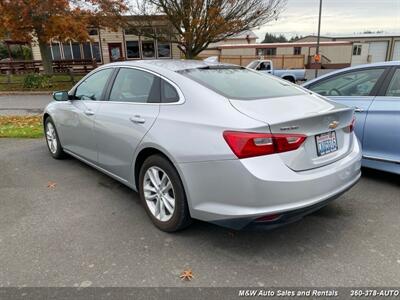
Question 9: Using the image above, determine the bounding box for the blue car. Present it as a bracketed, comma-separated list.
[303, 61, 400, 175]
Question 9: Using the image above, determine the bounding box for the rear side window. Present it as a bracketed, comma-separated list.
[386, 69, 400, 97]
[179, 68, 303, 100]
[308, 68, 385, 97]
[109, 68, 160, 103]
[161, 80, 179, 103]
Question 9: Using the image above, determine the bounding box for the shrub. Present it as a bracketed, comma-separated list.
[23, 74, 51, 89]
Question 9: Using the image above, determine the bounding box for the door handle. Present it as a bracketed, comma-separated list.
[354, 107, 364, 113]
[84, 109, 95, 116]
[129, 115, 146, 124]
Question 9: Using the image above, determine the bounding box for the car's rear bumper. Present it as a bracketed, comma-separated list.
[177, 138, 362, 229]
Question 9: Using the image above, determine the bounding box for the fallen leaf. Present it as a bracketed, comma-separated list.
[47, 181, 57, 189]
[180, 268, 194, 281]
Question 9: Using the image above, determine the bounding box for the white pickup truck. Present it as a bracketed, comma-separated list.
[247, 60, 306, 83]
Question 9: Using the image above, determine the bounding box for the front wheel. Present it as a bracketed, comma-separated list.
[139, 154, 192, 232]
[44, 117, 65, 159]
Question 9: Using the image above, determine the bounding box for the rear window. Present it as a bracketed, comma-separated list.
[179, 68, 304, 100]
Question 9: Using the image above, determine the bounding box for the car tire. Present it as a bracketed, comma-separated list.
[44, 117, 66, 159]
[139, 154, 192, 232]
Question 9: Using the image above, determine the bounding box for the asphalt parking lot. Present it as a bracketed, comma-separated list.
[0, 94, 51, 115]
[1, 138, 399, 287]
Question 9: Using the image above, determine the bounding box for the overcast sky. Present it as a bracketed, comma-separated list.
[253, 0, 400, 40]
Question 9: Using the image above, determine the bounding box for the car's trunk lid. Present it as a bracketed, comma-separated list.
[229, 94, 355, 171]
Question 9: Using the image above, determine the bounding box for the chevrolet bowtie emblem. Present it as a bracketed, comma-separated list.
[329, 121, 340, 129]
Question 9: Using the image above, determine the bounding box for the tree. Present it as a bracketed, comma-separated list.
[261, 33, 287, 43]
[289, 34, 303, 42]
[133, 0, 287, 59]
[0, 0, 128, 74]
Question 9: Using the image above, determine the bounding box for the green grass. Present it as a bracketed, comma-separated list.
[0, 115, 44, 138]
[0, 74, 84, 92]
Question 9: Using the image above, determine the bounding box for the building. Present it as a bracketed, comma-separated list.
[31, 16, 182, 65]
[296, 34, 400, 65]
[200, 40, 353, 69]
[31, 20, 259, 66]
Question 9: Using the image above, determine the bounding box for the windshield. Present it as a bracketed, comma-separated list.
[246, 61, 259, 69]
[179, 68, 304, 100]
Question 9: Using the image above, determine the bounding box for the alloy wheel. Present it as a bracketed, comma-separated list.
[143, 166, 175, 222]
[46, 122, 58, 154]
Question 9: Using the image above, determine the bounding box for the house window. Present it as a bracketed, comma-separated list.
[256, 48, 276, 56]
[142, 40, 155, 58]
[157, 42, 171, 58]
[353, 45, 362, 56]
[124, 27, 137, 35]
[51, 43, 61, 60]
[294, 47, 301, 55]
[63, 43, 73, 59]
[126, 41, 140, 59]
[88, 28, 98, 36]
[82, 42, 92, 60]
[92, 42, 101, 62]
[71, 43, 81, 59]
[50, 42, 100, 61]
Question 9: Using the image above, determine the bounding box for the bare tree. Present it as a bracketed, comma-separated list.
[130, 0, 286, 58]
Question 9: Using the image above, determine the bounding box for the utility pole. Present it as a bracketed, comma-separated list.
[315, 0, 323, 78]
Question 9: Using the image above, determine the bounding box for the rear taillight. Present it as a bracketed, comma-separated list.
[223, 131, 307, 159]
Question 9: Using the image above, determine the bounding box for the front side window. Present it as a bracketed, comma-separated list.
[308, 68, 385, 97]
[258, 62, 271, 71]
[75, 68, 113, 100]
[109, 68, 160, 103]
[179, 68, 303, 100]
[386, 69, 400, 97]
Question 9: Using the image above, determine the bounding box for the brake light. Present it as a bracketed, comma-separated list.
[223, 131, 307, 159]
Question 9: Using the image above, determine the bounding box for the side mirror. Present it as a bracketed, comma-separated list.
[52, 91, 69, 101]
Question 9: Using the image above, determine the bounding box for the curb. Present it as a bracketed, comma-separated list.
[0, 91, 52, 96]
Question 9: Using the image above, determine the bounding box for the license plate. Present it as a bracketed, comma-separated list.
[315, 131, 338, 156]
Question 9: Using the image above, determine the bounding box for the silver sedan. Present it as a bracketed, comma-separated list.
[44, 60, 362, 232]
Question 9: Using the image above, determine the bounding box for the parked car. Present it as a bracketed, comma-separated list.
[246, 59, 306, 82]
[44, 60, 361, 232]
[303, 61, 400, 175]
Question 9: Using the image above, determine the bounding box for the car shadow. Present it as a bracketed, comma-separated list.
[59, 151, 360, 258]
[361, 167, 399, 186]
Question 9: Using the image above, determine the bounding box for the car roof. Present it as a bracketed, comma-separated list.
[303, 61, 400, 87]
[104, 59, 236, 72]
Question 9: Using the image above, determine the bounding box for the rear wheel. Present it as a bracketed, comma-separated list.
[139, 154, 191, 232]
[283, 76, 295, 83]
[44, 117, 65, 159]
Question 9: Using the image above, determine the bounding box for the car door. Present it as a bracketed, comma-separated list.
[363, 67, 400, 163]
[306, 67, 388, 143]
[58, 68, 114, 163]
[95, 67, 160, 181]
